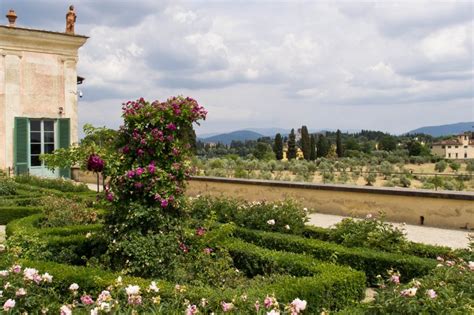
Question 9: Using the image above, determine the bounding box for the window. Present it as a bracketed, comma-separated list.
[441, 145, 445, 149]
[448, 153, 451, 158]
[465, 153, 468, 158]
[30, 120, 55, 167]
[455, 153, 458, 158]
[464, 146, 468, 148]
[448, 146, 451, 148]
[455, 146, 458, 148]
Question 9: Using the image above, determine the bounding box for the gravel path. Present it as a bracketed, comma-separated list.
[308, 213, 471, 249]
[0, 226, 5, 243]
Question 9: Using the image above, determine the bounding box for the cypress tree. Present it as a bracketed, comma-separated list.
[336, 129, 343, 158]
[310, 134, 316, 161]
[274, 133, 284, 160]
[287, 129, 297, 160]
[300, 125, 311, 160]
[316, 134, 330, 158]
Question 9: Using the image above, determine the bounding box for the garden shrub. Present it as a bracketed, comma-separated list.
[434, 160, 447, 173]
[327, 214, 408, 253]
[0, 207, 41, 225]
[187, 196, 308, 234]
[234, 228, 437, 285]
[39, 196, 98, 228]
[0, 177, 17, 196]
[14, 175, 89, 192]
[302, 225, 456, 260]
[366, 258, 474, 314]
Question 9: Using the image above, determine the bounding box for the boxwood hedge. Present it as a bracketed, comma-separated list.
[0, 206, 41, 224]
[0, 238, 365, 313]
[302, 226, 455, 260]
[234, 227, 437, 285]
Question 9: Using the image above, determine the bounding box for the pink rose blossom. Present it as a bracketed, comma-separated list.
[60, 305, 72, 315]
[148, 163, 156, 174]
[15, 288, 27, 297]
[11, 265, 21, 273]
[3, 299, 15, 311]
[426, 289, 437, 299]
[127, 295, 142, 305]
[255, 300, 260, 312]
[291, 298, 307, 312]
[221, 301, 234, 312]
[135, 167, 144, 176]
[196, 227, 206, 236]
[81, 295, 94, 305]
[264, 296, 275, 308]
[179, 242, 189, 253]
[106, 193, 114, 201]
[390, 275, 400, 284]
[400, 287, 417, 297]
[167, 123, 177, 131]
[186, 304, 198, 315]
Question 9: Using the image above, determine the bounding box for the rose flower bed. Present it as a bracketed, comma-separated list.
[1, 97, 471, 314]
[0, 97, 367, 314]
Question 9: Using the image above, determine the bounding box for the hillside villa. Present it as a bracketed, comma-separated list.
[431, 133, 474, 160]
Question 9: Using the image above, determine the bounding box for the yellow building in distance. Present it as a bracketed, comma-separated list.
[431, 133, 474, 160]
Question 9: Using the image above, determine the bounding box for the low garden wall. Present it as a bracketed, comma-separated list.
[186, 177, 474, 230]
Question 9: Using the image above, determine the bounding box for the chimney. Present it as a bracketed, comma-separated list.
[6, 9, 17, 27]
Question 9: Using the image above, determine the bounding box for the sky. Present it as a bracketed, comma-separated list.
[1, 0, 473, 136]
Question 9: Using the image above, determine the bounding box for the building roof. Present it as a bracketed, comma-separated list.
[0, 25, 88, 39]
[432, 139, 462, 146]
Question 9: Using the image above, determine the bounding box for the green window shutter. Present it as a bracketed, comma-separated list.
[14, 117, 29, 175]
[58, 118, 71, 178]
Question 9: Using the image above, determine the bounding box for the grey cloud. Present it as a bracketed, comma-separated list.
[2, 0, 473, 135]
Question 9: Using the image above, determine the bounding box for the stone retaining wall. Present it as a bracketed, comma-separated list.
[186, 177, 474, 230]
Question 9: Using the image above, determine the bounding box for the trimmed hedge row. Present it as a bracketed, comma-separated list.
[6, 214, 105, 265]
[0, 206, 41, 225]
[224, 238, 366, 310]
[4, 213, 366, 312]
[302, 226, 454, 260]
[234, 228, 437, 285]
[14, 175, 90, 193]
[0, 236, 365, 313]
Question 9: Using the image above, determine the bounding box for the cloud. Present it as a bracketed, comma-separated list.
[2, 0, 472, 135]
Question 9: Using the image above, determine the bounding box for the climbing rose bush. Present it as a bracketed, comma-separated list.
[104, 97, 207, 277]
[108, 96, 206, 209]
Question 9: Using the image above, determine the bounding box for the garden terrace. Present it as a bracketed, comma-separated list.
[1, 175, 366, 313]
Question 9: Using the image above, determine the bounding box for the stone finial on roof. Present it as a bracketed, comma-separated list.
[6, 9, 17, 27]
[65, 5, 76, 34]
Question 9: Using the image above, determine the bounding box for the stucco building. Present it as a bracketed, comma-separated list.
[431, 133, 474, 160]
[0, 10, 87, 177]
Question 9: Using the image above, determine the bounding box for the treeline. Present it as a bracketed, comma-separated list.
[197, 127, 438, 161]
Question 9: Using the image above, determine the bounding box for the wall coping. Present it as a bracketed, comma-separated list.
[190, 176, 474, 201]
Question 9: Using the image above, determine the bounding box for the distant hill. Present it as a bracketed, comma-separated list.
[407, 122, 473, 137]
[200, 130, 264, 145]
[245, 128, 290, 137]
